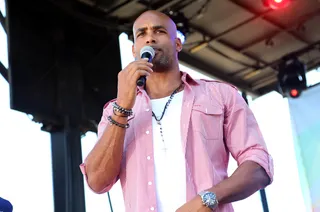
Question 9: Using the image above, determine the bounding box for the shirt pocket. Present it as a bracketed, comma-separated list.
[191, 104, 224, 141]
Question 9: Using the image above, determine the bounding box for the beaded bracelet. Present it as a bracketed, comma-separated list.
[107, 116, 129, 129]
[113, 106, 131, 117]
[113, 108, 128, 117]
[112, 102, 133, 117]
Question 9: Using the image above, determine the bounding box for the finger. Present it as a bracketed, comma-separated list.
[135, 61, 153, 69]
[128, 64, 153, 77]
[129, 60, 153, 68]
[124, 62, 153, 75]
[131, 70, 151, 83]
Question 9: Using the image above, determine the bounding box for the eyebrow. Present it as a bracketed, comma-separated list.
[135, 25, 167, 34]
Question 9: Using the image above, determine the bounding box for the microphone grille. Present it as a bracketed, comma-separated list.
[140, 46, 155, 58]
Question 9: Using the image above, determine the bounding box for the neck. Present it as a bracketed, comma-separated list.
[145, 67, 182, 99]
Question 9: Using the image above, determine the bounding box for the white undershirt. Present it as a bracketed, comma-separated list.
[151, 91, 186, 212]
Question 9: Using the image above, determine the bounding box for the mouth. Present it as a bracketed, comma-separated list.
[150, 46, 161, 52]
[154, 49, 162, 55]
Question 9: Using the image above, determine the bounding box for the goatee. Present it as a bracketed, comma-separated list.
[150, 54, 172, 72]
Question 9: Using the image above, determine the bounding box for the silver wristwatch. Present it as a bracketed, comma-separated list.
[198, 190, 219, 210]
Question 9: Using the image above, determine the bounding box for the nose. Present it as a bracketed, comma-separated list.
[145, 34, 156, 44]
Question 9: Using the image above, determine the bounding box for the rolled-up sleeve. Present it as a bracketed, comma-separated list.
[79, 99, 118, 193]
[222, 85, 274, 184]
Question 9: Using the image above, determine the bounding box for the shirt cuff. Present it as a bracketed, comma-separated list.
[238, 150, 274, 184]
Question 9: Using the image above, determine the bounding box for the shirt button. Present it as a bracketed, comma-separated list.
[150, 207, 155, 211]
[147, 156, 151, 160]
[146, 130, 150, 134]
[148, 181, 152, 185]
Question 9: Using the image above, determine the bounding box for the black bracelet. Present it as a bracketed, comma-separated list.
[113, 108, 128, 117]
[107, 116, 129, 129]
[113, 106, 131, 117]
[112, 102, 133, 116]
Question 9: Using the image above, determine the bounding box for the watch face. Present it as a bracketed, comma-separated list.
[203, 192, 217, 208]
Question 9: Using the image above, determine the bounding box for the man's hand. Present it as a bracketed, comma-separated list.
[176, 196, 212, 212]
[116, 58, 153, 109]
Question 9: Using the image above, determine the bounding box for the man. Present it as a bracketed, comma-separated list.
[80, 10, 274, 212]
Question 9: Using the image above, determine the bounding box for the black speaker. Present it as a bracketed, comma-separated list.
[6, 0, 122, 132]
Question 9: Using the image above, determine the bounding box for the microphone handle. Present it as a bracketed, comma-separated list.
[136, 55, 152, 87]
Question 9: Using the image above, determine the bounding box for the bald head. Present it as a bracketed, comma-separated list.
[132, 10, 177, 41]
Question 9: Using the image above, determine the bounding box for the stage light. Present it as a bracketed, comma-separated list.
[289, 89, 300, 98]
[263, 0, 291, 10]
[277, 57, 307, 98]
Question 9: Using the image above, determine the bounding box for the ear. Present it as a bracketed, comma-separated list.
[132, 44, 136, 58]
[175, 38, 183, 52]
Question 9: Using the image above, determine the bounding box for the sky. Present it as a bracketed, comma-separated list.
[1, 1, 320, 211]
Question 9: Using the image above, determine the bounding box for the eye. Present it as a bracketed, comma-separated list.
[137, 32, 145, 37]
[156, 30, 166, 34]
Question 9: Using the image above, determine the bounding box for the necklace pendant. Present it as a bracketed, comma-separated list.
[157, 120, 161, 125]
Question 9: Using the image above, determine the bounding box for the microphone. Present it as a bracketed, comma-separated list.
[137, 46, 155, 86]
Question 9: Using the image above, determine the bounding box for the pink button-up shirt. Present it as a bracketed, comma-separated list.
[80, 71, 274, 212]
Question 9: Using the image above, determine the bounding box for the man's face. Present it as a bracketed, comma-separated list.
[132, 12, 182, 71]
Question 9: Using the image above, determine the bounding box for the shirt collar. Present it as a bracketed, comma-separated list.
[137, 71, 199, 94]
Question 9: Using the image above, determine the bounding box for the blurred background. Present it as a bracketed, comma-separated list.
[0, 0, 320, 211]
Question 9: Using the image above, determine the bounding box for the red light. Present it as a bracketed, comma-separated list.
[290, 89, 299, 97]
[264, 0, 290, 9]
